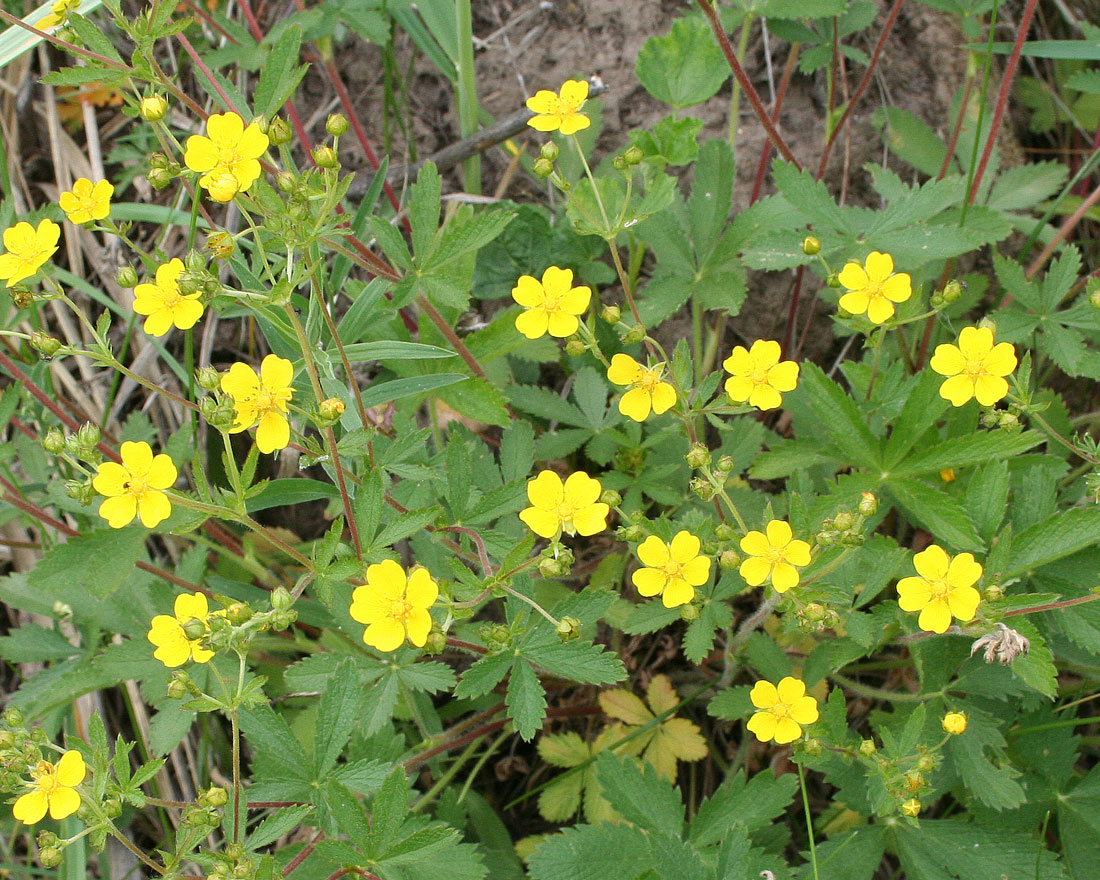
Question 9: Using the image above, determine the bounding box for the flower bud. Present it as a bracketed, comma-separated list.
[326, 113, 349, 137]
[65, 478, 95, 504]
[423, 628, 447, 655]
[714, 523, 735, 542]
[977, 316, 997, 335]
[690, 477, 716, 501]
[716, 550, 738, 572]
[714, 455, 734, 474]
[76, 422, 100, 450]
[904, 771, 924, 792]
[612, 154, 629, 172]
[0, 731, 15, 749]
[115, 265, 139, 288]
[206, 231, 235, 260]
[3, 708, 24, 727]
[181, 618, 207, 641]
[929, 291, 945, 309]
[600, 489, 621, 508]
[200, 785, 229, 808]
[35, 831, 58, 849]
[916, 754, 936, 772]
[801, 737, 823, 756]
[533, 157, 555, 179]
[804, 602, 827, 622]
[826, 272, 841, 288]
[801, 236, 821, 255]
[983, 583, 1003, 602]
[858, 493, 878, 516]
[623, 145, 644, 166]
[140, 95, 168, 122]
[858, 738, 876, 757]
[147, 166, 174, 189]
[623, 324, 646, 344]
[942, 712, 967, 735]
[901, 798, 921, 817]
[832, 512, 854, 531]
[679, 603, 700, 622]
[556, 616, 581, 641]
[564, 339, 586, 357]
[539, 141, 560, 162]
[539, 556, 568, 578]
[942, 279, 965, 303]
[1091, 288, 1100, 311]
[685, 443, 710, 469]
[192, 366, 221, 393]
[225, 602, 252, 625]
[270, 587, 292, 612]
[270, 608, 297, 630]
[268, 116, 292, 146]
[312, 146, 339, 169]
[38, 847, 62, 868]
[275, 171, 298, 193]
[998, 411, 1020, 431]
[9, 287, 33, 309]
[42, 429, 65, 454]
[103, 797, 123, 818]
[617, 524, 646, 542]
[30, 332, 62, 358]
[319, 397, 346, 421]
[166, 678, 188, 700]
[601, 304, 621, 324]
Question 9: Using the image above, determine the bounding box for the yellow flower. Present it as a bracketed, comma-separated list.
[526, 80, 591, 135]
[220, 354, 295, 454]
[607, 354, 676, 421]
[132, 258, 204, 336]
[838, 251, 912, 324]
[632, 531, 711, 607]
[901, 798, 921, 818]
[12, 750, 85, 824]
[929, 326, 1017, 407]
[511, 266, 591, 339]
[349, 559, 438, 652]
[92, 440, 177, 528]
[0, 219, 60, 287]
[36, 0, 79, 29]
[896, 544, 982, 634]
[738, 520, 811, 593]
[722, 339, 799, 411]
[746, 677, 819, 745]
[147, 592, 218, 667]
[942, 711, 968, 735]
[183, 112, 269, 202]
[58, 178, 113, 224]
[520, 470, 609, 539]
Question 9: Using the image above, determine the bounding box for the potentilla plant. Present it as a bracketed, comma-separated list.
[0, 1, 1099, 879]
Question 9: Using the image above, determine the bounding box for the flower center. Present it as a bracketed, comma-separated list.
[962, 358, 987, 378]
[864, 280, 884, 300]
[124, 475, 149, 498]
[255, 389, 278, 412]
[31, 761, 58, 794]
[927, 578, 952, 602]
[765, 547, 787, 566]
[548, 96, 580, 118]
[662, 560, 686, 581]
[636, 369, 661, 393]
[553, 500, 578, 530]
[751, 366, 771, 385]
[770, 700, 793, 722]
[388, 597, 414, 622]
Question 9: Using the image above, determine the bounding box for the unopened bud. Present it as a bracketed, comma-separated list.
[9, 287, 33, 309]
[623, 324, 646, 344]
[180, 618, 206, 641]
[999, 412, 1020, 431]
[556, 616, 581, 641]
[564, 339, 586, 357]
[103, 797, 122, 817]
[4, 708, 24, 727]
[38, 847, 62, 868]
[270, 587, 292, 612]
[539, 556, 566, 578]
[618, 524, 646, 542]
[30, 332, 62, 358]
[613, 155, 629, 171]
[832, 512, 854, 531]
[859, 738, 876, 757]
[76, 423, 100, 450]
[679, 603, 700, 621]
[942, 712, 967, 735]
[714, 523, 735, 542]
[166, 678, 188, 700]
[312, 145, 339, 169]
[600, 489, 621, 508]
[194, 366, 221, 392]
[1091, 289, 1100, 310]
[858, 493, 878, 516]
[115, 265, 139, 288]
[319, 397, 346, 421]
[916, 754, 936, 772]
[226, 602, 252, 625]
[201, 786, 229, 808]
[539, 141, 560, 162]
[268, 116, 292, 146]
[623, 145, 644, 166]
[804, 602, 827, 621]
[942, 279, 965, 303]
[601, 305, 621, 324]
[977, 316, 997, 335]
[533, 157, 554, 179]
[801, 236, 821, 255]
[423, 629, 447, 655]
[206, 231, 235, 260]
[42, 429, 65, 454]
[65, 478, 95, 504]
[140, 95, 168, 122]
[685, 443, 710, 469]
[983, 583, 1003, 602]
[275, 171, 297, 193]
[801, 738, 822, 756]
[326, 113, 349, 137]
[904, 771, 924, 792]
[826, 272, 841, 288]
[690, 477, 716, 501]
[901, 798, 921, 818]
[714, 455, 734, 474]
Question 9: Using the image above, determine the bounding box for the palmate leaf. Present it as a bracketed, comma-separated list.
[595, 752, 684, 835]
[891, 818, 1065, 879]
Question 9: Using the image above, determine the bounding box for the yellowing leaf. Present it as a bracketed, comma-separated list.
[538, 731, 590, 768]
[647, 674, 679, 714]
[538, 770, 585, 822]
[600, 688, 652, 725]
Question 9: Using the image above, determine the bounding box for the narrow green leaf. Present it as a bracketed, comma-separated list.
[358, 374, 467, 409]
[1005, 507, 1100, 578]
[890, 430, 1043, 477]
[342, 341, 457, 361]
[254, 25, 306, 118]
[506, 658, 546, 741]
[796, 362, 881, 469]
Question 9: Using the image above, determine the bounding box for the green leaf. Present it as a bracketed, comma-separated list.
[341, 341, 457, 361]
[1059, 764, 1100, 880]
[239, 704, 311, 782]
[436, 377, 511, 428]
[409, 162, 442, 262]
[890, 430, 1044, 477]
[885, 477, 983, 552]
[246, 806, 314, 850]
[453, 651, 514, 699]
[254, 25, 307, 118]
[246, 478, 339, 512]
[371, 507, 439, 550]
[946, 706, 1026, 811]
[358, 374, 468, 409]
[313, 658, 362, 777]
[27, 528, 148, 600]
[795, 362, 881, 469]
[595, 752, 684, 835]
[429, 208, 515, 269]
[891, 818, 1064, 879]
[528, 824, 654, 880]
[772, 159, 853, 233]
[500, 420, 535, 484]
[0, 625, 76, 662]
[690, 769, 798, 847]
[635, 16, 730, 109]
[1004, 507, 1100, 578]
[524, 640, 626, 684]
[1009, 618, 1058, 698]
[963, 460, 1010, 543]
[882, 370, 951, 468]
[506, 658, 546, 741]
[874, 106, 949, 176]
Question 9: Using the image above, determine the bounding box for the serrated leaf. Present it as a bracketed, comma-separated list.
[595, 752, 684, 834]
[891, 430, 1043, 477]
[538, 732, 591, 768]
[528, 824, 654, 880]
[690, 770, 798, 847]
[524, 639, 625, 685]
[796, 362, 881, 469]
[453, 651, 514, 699]
[886, 477, 983, 551]
[358, 374, 468, 409]
[891, 818, 1065, 879]
[313, 658, 361, 777]
[27, 528, 148, 600]
[635, 16, 729, 109]
[246, 805, 314, 850]
[506, 658, 546, 741]
[1004, 507, 1100, 578]
[254, 25, 307, 118]
[772, 159, 853, 233]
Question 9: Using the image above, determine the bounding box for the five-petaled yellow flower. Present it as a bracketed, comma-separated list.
[722, 339, 799, 411]
[36, 0, 79, 29]
[512, 266, 591, 339]
[12, 750, 85, 825]
[520, 470, 609, 539]
[184, 112, 269, 202]
[526, 80, 591, 135]
[747, 677, 819, 745]
[929, 326, 1017, 407]
[607, 353, 676, 422]
[942, 712, 968, 735]
[58, 178, 113, 224]
[349, 559, 439, 652]
[220, 354, 295, 454]
[896, 544, 982, 634]
[132, 258, 204, 336]
[0, 219, 60, 287]
[632, 531, 711, 608]
[93, 440, 177, 528]
[838, 251, 912, 324]
[147, 592, 218, 667]
[739, 520, 811, 593]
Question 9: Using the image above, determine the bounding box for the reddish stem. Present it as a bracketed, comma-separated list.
[282, 830, 325, 876]
[967, 0, 1040, 203]
[938, 75, 975, 180]
[749, 41, 800, 206]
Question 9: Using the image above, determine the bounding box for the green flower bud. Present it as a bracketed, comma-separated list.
[983, 583, 1003, 602]
[312, 145, 339, 169]
[858, 738, 876, 757]
[840, 532, 866, 547]
[38, 847, 62, 868]
[690, 477, 716, 501]
[35, 831, 59, 849]
[166, 678, 188, 700]
[76, 422, 100, 450]
[826, 272, 841, 289]
[1091, 289, 1100, 310]
[270, 608, 297, 630]
[9, 287, 33, 309]
[42, 429, 65, 454]
[714, 455, 734, 474]
[832, 512, 854, 531]
[103, 797, 123, 818]
[318, 397, 346, 421]
[556, 616, 581, 641]
[600, 489, 622, 508]
[225, 602, 252, 625]
[679, 603, 700, 621]
[275, 171, 297, 193]
[533, 157, 555, 179]
[539, 141, 560, 162]
[271, 587, 293, 612]
[998, 411, 1020, 431]
[617, 524, 646, 542]
[326, 113, 349, 137]
[148, 152, 169, 171]
[929, 292, 945, 309]
[977, 316, 997, 335]
[201, 785, 229, 808]
[801, 738, 823, 756]
[623, 145, 644, 166]
[858, 493, 878, 516]
[423, 628, 447, 655]
[612, 155, 629, 172]
[147, 166, 174, 189]
[804, 602, 827, 621]
[206, 231, 235, 260]
[115, 265, 139, 288]
[942, 279, 965, 303]
[30, 332, 62, 358]
[801, 236, 821, 255]
[0, 731, 15, 749]
[268, 116, 292, 146]
[65, 478, 95, 505]
[601, 305, 621, 324]
[181, 618, 206, 641]
[916, 754, 936, 772]
[194, 366, 221, 392]
[714, 523, 735, 542]
[685, 443, 711, 469]
[623, 324, 646, 344]
[3, 707, 23, 726]
[564, 339, 587, 357]
[140, 95, 168, 122]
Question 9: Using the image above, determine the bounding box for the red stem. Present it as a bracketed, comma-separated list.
[749, 42, 799, 206]
[283, 830, 325, 876]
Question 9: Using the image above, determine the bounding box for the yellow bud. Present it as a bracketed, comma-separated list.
[942, 712, 967, 735]
[140, 95, 168, 121]
[319, 397, 346, 419]
[801, 235, 821, 255]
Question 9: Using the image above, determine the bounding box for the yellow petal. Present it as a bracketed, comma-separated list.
[546, 310, 581, 338]
[776, 677, 806, 703]
[364, 618, 406, 652]
[650, 382, 677, 414]
[559, 79, 590, 106]
[98, 494, 137, 528]
[184, 134, 218, 172]
[749, 339, 781, 368]
[864, 251, 895, 282]
[739, 530, 771, 556]
[519, 507, 560, 538]
[746, 710, 777, 743]
[619, 386, 652, 421]
[527, 470, 564, 508]
[221, 363, 261, 401]
[772, 717, 804, 744]
[607, 353, 641, 386]
[148, 454, 178, 489]
[527, 114, 563, 132]
[563, 471, 601, 506]
[749, 679, 778, 709]
[896, 576, 932, 612]
[680, 556, 711, 586]
[790, 695, 820, 725]
[13, 790, 49, 824]
[137, 490, 171, 528]
[260, 354, 294, 392]
[669, 531, 700, 562]
[770, 562, 800, 593]
[142, 310, 174, 337]
[765, 519, 793, 547]
[367, 559, 407, 593]
[865, 296, 896, 325]
[632, 567, 667, 597]
[637, 535, 671, 567]
[515, 307, 549, 339]
[557, 113, 591, 136]
[739, 556, 772, 586]
[174, 591, 209, 621]
[661, 579, 695, 607]
[748, 384, 782, 411]
[559, 285, 591, 315]
[55, 751, 86, 786]
[838, 290, 870, 315]
[838, 262, 869, 291]
[768, 361, 800, 392]
[930, 343, 965, 377]
[525, 90, 560, 115]
[881, 273, 912, 303]
[985, 342, 1018, 376]
[722, 346, 751, 376]
[92, 461, 130, 497]
[511, 275, 544, 307]
[207, 111, 245, 143]
[958, 326, 993, 358]
[153, 635, 192, 668]
[913, 545, 949, 580]
[946, 552, 983, 589]
[349, 585, 391, 625]
[973, 374, 1009, 406]
[238, 123, 270, 159]
[947, 585, 980, 622]
[256, 411, 290, 453]
[784, 539, 812, 567]
[405, 607, 433, 647]
[572, 502, 609, 536]
[918, 601, 952, 634]
[120, 440, 154, 473]
[724, 375, 754, 403]
[939, 374, 975, 407]
[406, 568, 439, 608]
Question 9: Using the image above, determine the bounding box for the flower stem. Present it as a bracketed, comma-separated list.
[798, 762, 819, 880]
